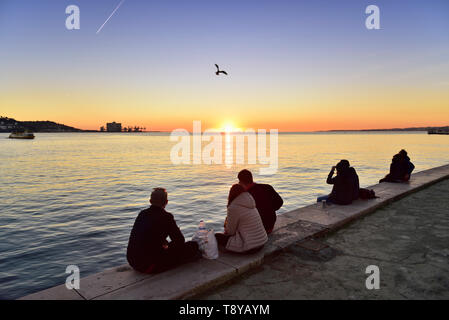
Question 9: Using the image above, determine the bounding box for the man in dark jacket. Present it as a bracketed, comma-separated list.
[318, 160, 359, 205]
[238, 169, 283, 234]
[127, 188, 200, 274]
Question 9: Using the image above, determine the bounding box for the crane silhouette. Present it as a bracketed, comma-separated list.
[215, 64, 228, 76]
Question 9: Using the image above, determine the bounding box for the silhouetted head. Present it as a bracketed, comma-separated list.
[150, 188, 168, 208]
[238, 169, 254, 187]
[392, 153, 402, 162]
[336, 160, 350, 173]
[399, 149, 408, 157]
[228, 184, 245, 207]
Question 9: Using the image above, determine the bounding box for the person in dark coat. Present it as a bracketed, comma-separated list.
[348, 166, 360, 201]
[237, 169, 283, 234]
[317, 160, 360, 205]
[379, 149, 415, 183]
[127, 188, 200, 274]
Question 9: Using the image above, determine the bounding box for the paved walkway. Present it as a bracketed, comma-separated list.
[20, 164, 449, 300]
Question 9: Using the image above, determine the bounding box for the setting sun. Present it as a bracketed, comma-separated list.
[221, 121, 240, 133]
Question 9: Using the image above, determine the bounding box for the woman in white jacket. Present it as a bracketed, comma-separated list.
[215, 184, 268, 253]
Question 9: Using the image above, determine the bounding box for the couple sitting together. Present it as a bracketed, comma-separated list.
[379, 149, 415, 183]
[126, 169, 283, 274]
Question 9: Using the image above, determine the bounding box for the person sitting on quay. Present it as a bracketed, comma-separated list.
[215, 184, 268, 254]
[379, 149, 415, 183]
[126, 188, 201, 274]
[237, 169, 284, 234]
[317, 160, 360, 205]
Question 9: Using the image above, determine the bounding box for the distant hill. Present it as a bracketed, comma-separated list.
[321, 126, 449, 132]
[0, 116, 82, 132]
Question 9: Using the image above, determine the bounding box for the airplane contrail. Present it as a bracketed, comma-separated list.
[96, 0, 126, 34]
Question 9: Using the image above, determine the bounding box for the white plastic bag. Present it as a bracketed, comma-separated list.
[192, 220, 219, 260]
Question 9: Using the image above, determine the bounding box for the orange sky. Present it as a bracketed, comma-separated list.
[2, 83, 448, 132]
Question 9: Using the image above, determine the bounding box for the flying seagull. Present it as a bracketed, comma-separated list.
[215, 64, 228, 76]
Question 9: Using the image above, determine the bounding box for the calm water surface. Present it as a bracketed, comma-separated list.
[1, 132, 448, 299]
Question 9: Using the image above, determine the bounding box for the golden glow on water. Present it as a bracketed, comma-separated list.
[225, 132, 233, 168]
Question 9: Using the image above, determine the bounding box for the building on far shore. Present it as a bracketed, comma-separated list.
[101, 122, 147, 132]
[106, 122, 122, 132]
[428, 128, 449, 135]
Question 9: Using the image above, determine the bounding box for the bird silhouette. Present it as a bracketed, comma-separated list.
[215, 64, 228, 76]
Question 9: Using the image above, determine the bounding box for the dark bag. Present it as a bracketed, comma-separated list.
[359, 188, 377, 199]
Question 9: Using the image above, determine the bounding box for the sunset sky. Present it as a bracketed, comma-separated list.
[1, 0, 448, 131]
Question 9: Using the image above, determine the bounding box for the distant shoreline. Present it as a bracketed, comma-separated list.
[1, 116, 447, 134]
[317, 126, 449, 133]
[0, 130, 437, 135]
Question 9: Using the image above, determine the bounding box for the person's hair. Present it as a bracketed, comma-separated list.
[150, 188, 168, 207]
[238, 169, 253, 185]
[228, 184, 245, 207]
[336, 160, 350, 172]
[399, 149, 408, 157]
